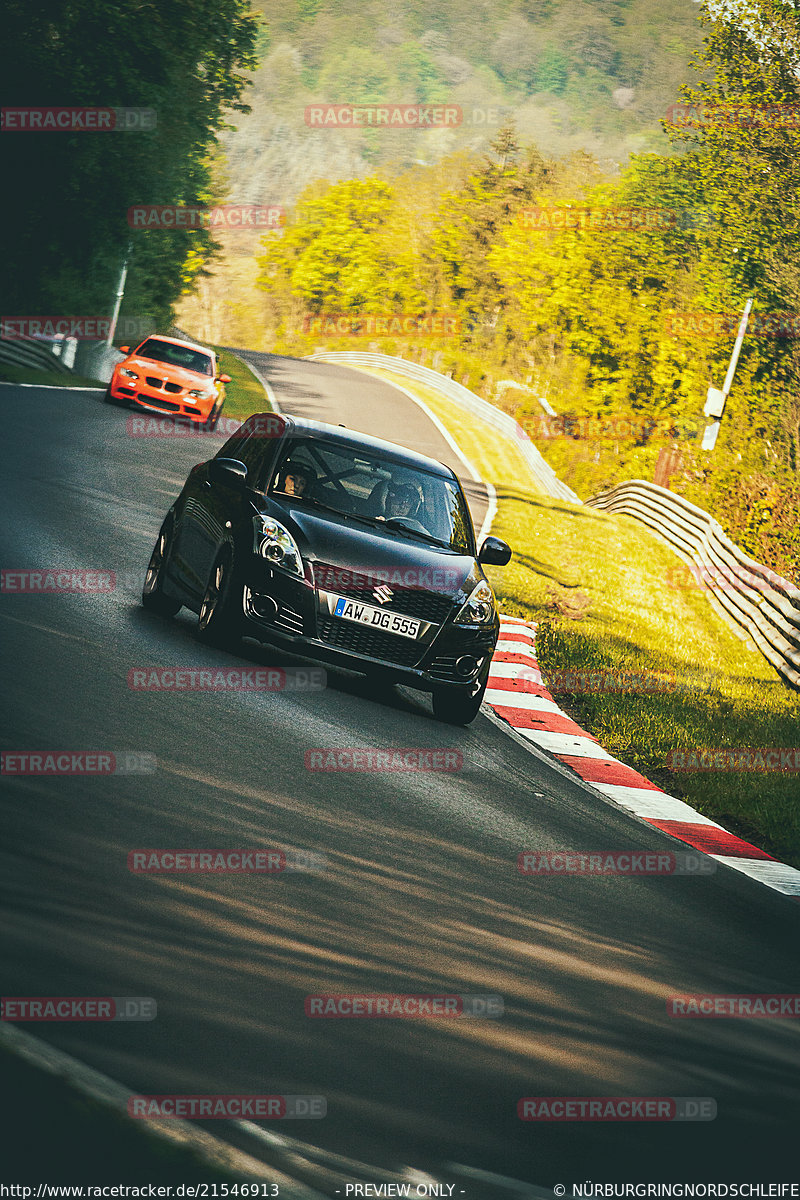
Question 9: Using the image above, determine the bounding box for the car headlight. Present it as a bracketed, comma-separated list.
[252, 515, 303, 577]
[453, 580, 496, 625]
[188, 388, 214, 399]
[120, 367, 138, 379]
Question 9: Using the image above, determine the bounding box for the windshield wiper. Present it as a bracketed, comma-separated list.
[273, 495, 378, 527]
[381, 518, 452, 549]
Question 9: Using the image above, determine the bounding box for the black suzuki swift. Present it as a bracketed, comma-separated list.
[142, 413, 512, 724]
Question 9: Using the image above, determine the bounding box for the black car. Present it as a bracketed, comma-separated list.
[142, 413, 512, 724]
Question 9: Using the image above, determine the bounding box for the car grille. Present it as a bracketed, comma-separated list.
[428, 654, 463, 683]
[313, 563, 454, 624]
[274, 602, 304, 635]
[145, 376, 164, 388]
[317, 617, 423, 667]
[137, 396, 181, 412]
[164, 381, 182, 393]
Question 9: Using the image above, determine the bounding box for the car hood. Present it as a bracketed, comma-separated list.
[267, 501, 475, 598]
[124, 357, 215, 387]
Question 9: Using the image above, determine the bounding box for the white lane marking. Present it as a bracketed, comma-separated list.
[485, 689, 562, 714]
[495, 639, 536, 655]
[477, 480, 497, 544]
[488, 661, 543, 682]
[589, 782, 725, 826]
[517, 730, 611, 758]
[709, 854, 800, 895]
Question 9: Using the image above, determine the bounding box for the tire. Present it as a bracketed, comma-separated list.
[142, 520, 182, 616]
[431, 675, 488, 726]
[204, 400, 222, 431]
[197, 548, 242, 647]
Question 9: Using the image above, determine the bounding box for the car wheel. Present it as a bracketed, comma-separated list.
[197, 548, 242, 647]
[204, 400, 222, 431]
[431, 675, 488, 726]
[142, 520, 182, 616]
[103, 386, 121, 405]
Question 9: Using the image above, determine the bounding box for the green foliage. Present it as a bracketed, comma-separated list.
[3, 0, 257, 323]
[535, 45, 569, 93]
[245, 0, 800, 583]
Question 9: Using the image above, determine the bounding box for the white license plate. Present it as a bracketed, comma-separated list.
[332, 595, 421, 639]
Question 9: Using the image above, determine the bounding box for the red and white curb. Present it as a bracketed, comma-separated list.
[486, 616, 800, 901]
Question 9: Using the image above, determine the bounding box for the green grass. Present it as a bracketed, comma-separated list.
[360, 367, 800, 868]
[212, 345, 275, 420]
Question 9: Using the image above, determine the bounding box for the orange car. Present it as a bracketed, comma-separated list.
[104, 334, 231, 429]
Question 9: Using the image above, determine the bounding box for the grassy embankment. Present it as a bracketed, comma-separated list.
[362, 366, 800, 869]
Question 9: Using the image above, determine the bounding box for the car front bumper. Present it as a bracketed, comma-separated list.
[240, 564, 498, 693]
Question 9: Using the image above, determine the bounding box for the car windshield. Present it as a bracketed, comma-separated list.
[133, 339, 214, 376]
[269, 438, 474, 554]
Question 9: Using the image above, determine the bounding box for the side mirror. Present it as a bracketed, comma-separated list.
[119, 346, 130, 354]
[478, 536, 512, 566]
[208, 458, 248, 488]
[218, 374, 232, 384]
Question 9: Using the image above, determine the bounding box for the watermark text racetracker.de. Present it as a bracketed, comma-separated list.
[128, 204, 285, 230]
[128, 848, 327, 873]
[1, 751, 155, 775]
[304, 748, 463, 772]
[666, 101, 800, 129]
[666, 312, 800, 338]
[305, 103, 461, 128]
[128, 1094, 325, 1119]
[1, 316, 152, 341]
[301, 312, 461, 337]
[1, 106, 156, 131]
[518, 850, 715, 876]
[518, 206, 715, 233]
[126, 414, 282, 439]
[1, 996, 156, 1021]
[667, 993, 800, 1017]
[2, 569, 116, 594]
[305, 993, 503, 1017]
[127, 666, 326, 692]
[517, 414, 699, 443]
[541, 667, 676, 695]
[666, 747, 800, 772]
[518, 1096, 716, 1121]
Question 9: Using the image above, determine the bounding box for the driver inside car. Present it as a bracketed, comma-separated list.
[273, 461, 315, 499]
[371, 478, 428, 532]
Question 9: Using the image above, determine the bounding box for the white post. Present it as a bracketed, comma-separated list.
[106, 243, 133, 347]
[701, 298, 752, 451]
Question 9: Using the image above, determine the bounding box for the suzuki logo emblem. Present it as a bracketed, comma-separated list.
[373, 585, 393, 605]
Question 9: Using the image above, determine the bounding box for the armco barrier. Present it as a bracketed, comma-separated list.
[307, 350, 581, 504]
[0, 336, 73, 374]
[587, 480, 800, 687]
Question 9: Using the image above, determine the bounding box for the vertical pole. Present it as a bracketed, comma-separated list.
[106, 242, 133, 347]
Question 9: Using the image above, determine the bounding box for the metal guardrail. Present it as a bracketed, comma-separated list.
[0, 336, 74, 374]
[587, 479, 800, 687]
[307, 351, 581, 504]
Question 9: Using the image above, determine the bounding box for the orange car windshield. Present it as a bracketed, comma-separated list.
[134, 339, 214, 377]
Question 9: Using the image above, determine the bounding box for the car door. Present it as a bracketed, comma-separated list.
[172, 422, 283, 600]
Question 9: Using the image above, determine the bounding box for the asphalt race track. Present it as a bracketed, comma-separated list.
[1, 358, 799, 1188]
